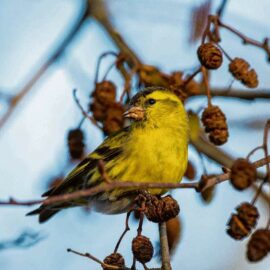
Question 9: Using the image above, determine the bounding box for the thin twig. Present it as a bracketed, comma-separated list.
[159, 222, 172, 270]
[89, 0, 142, 68]
[114, 210, 132, 253]
[216, 0, 229, 17]
[0, 155, 269, 207]
[201, 66, 212, 106]
[217, 18, 270, 61]
[73, 89, 102, 129]
[67, 248, 120, 270]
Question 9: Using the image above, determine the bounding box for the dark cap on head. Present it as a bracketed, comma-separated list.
[129, 87, 169, 106]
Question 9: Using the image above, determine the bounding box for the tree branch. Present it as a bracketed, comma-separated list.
[198, 88, 270, 100]
[159, 222, 172, 270]
[0, 155, 269, 207]
[0, 4, 88, 134]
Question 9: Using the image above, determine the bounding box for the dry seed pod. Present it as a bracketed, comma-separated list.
[230, 158, 256, 190]
[162, 196, 180, 222]
[103, 103, 125, 135]
[201, 105, 229, 145]
[197, 43, 223, 69]
[168, 72, 200, 102]
[145, 195, 180, 223]
[229, 58, 258, 88]
[236, 203, 259, 229]
[242, 69, 259, 88]
[67, 128, 85, 160]
[92, 81, 116, 105]
[247, 229, 270, 262]
[89, 100, 107, 121]
[227, 202, 259, 240]
[132, 235, 154, 263]
[103, 253, 125, 270]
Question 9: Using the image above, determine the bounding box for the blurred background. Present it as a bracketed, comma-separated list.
[0, 0, 270, 269]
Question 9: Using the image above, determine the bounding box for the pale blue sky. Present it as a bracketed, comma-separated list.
[0, 1, 270, 269]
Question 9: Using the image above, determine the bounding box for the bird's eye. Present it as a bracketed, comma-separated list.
[147, 98, 156, 105]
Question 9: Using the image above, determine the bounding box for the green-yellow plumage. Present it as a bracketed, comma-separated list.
[28, 87, 189, 222]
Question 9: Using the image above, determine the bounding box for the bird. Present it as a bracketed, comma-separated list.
[27, 87, 189, 223]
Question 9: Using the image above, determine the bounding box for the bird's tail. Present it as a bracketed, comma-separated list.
[27, 205, 62, 223]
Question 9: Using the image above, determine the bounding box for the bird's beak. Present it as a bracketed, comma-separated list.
[123, 106, 145, 121]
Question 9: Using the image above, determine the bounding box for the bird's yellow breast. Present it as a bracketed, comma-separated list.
[108, 126, 188, 197]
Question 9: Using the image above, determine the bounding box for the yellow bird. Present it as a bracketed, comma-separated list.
[28, 87, 189, 223]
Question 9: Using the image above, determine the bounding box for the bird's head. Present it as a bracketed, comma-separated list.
[124, 87, 188, 129]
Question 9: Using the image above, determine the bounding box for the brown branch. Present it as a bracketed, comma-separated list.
[88, 0, 142, 68]
[159, 222, 172, 270]
[67, 248, 121, 270]
[192, 87, 270, 100]
[67, 247, 161, 270]
[0, 155, 269, 207]
[73, 89, 102, 129]
[0, 7, 88, 134]
[0, 182, 198, 207]
[217, 18, 270, 61]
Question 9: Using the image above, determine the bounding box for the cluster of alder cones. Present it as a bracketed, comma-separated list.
[101, 194, 179, 269]
[226, 158, 270, 262]
[197, 42, 259, 146]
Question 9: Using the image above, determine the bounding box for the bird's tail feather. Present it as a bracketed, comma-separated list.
[27, 206, 60, 223]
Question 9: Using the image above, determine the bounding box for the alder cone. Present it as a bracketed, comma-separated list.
[227, 202, 259, 240]
[201, 105, 228, 145]
[242, 69, 258, 88]
[168, 71, 200, 103]
[67, 128, 85, 160]
[197, 43, 223, 69]
[132, 235, 154, 263]
[229, 58, 258, 88]
[89, 100, 107, 121]
[230, 158, 256, 190]
[162, 196, 180, 221]
[103, 103, 125, 135]
[103, 253, 125, 270]
[92, 81, 116, 105]
[247, 229, 270, 262]
[145, 195, 180, 223]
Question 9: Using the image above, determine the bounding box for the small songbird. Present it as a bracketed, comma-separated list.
[27, 87, 189, 223]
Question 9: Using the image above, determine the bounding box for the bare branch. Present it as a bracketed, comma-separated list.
[0, 5, 88, 134]
[159, 222, 172, 270]
[0, 155, 269, 207]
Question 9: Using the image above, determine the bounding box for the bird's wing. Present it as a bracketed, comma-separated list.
[42, 127, 130, 197]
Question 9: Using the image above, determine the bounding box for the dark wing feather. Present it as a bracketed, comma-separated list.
[27, 127, 130, 223]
